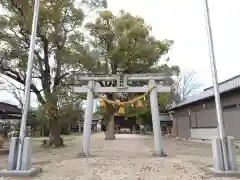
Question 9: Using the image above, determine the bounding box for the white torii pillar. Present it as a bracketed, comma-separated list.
[149, 79, 166, 156]
[79, 80, 94, 156]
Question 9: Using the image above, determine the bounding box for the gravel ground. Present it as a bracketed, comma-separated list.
[0, 133, 239, 180]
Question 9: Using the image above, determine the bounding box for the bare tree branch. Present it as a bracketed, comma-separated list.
[0, 66, 46, 104]
[175, 70, 203, 102]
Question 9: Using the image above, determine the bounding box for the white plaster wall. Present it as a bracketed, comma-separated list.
[190, 128, 218, 140]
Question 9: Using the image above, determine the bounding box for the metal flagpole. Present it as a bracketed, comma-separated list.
[203, 0, 229, 170]
[16, 0, 40, 170]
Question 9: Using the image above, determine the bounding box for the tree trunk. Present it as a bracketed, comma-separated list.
[44, 100, 63, 147]
[48, 118, 63, 147]
[104, 93, 116, 140]
[78, 121, 81, 132]
[105, 114, 115, 140]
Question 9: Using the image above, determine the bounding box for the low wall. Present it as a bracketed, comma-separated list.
[190, 128, 218, 140]
[159, 113, 172, 121]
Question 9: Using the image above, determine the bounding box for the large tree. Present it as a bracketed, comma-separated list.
[85, 10, 174, 139]
[0, 0, 106, 147]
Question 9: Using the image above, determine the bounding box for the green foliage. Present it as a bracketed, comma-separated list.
[85, 10, 173, 75]
[84, 10, 178, 120]
[122, 92, 171, 125]
[0, 0, 105, 145]
[0, 0, 180, 139]
[158, 93, 171, 110]
[124, 102, 149, 118]
[0, 0, 105, 104]
[35, 107, 48, 127]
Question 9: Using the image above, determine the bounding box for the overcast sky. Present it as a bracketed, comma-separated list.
[1, 0, 240, 106]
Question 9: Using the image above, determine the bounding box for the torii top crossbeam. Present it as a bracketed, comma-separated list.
[71, 72, 171, 81]
[70, 72, 172, 93]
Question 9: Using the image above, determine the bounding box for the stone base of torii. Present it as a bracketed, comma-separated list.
[71, 72, 171, 157]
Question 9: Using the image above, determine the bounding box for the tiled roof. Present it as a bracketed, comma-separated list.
[0, 102, 21, 114]
[171, 74, 240, 109]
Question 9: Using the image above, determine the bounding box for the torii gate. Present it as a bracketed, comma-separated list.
[71, 70, 171, 157]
